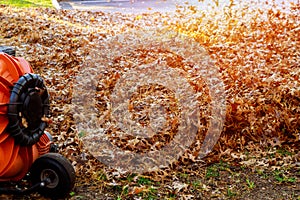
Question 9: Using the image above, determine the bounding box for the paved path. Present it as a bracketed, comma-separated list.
[54, 0, 298, 13]
[55, 0, 207, 13]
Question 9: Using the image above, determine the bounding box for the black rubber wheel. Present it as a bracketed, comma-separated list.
[30, 153, 75, 199]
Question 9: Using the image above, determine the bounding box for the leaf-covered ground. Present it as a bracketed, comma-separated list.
[0, 1, 299, 199]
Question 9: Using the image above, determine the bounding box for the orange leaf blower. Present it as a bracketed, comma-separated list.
[0, 47, 75, 199]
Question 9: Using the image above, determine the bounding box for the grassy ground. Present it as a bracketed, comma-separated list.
[0, 0, 53, 7]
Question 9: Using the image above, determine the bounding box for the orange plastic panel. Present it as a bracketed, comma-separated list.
[0, 116, 8, 136]
[2, 147, 29, 181]
[36, 133, 52, 155]
[0, 59, 10, 136]
[9, 145, 39, 182]
[16, 57, 33, 74]
[0, 79, 10, 97]
[0, 136, 15, 174]
[0, 53, 38, 181]
[0, 53, 19, 85]
[0, 132, 9, 143]
[0, 81, 10, 114]
[0, 145, 21, 178]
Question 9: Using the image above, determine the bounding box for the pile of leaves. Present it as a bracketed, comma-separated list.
[174, 1, 300, 159]
[0, 0, 299, 199]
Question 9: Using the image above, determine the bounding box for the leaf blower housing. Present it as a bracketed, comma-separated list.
[0, 50, 75, 199]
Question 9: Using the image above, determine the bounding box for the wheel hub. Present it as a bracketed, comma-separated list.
[40, 169, 59, 189]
